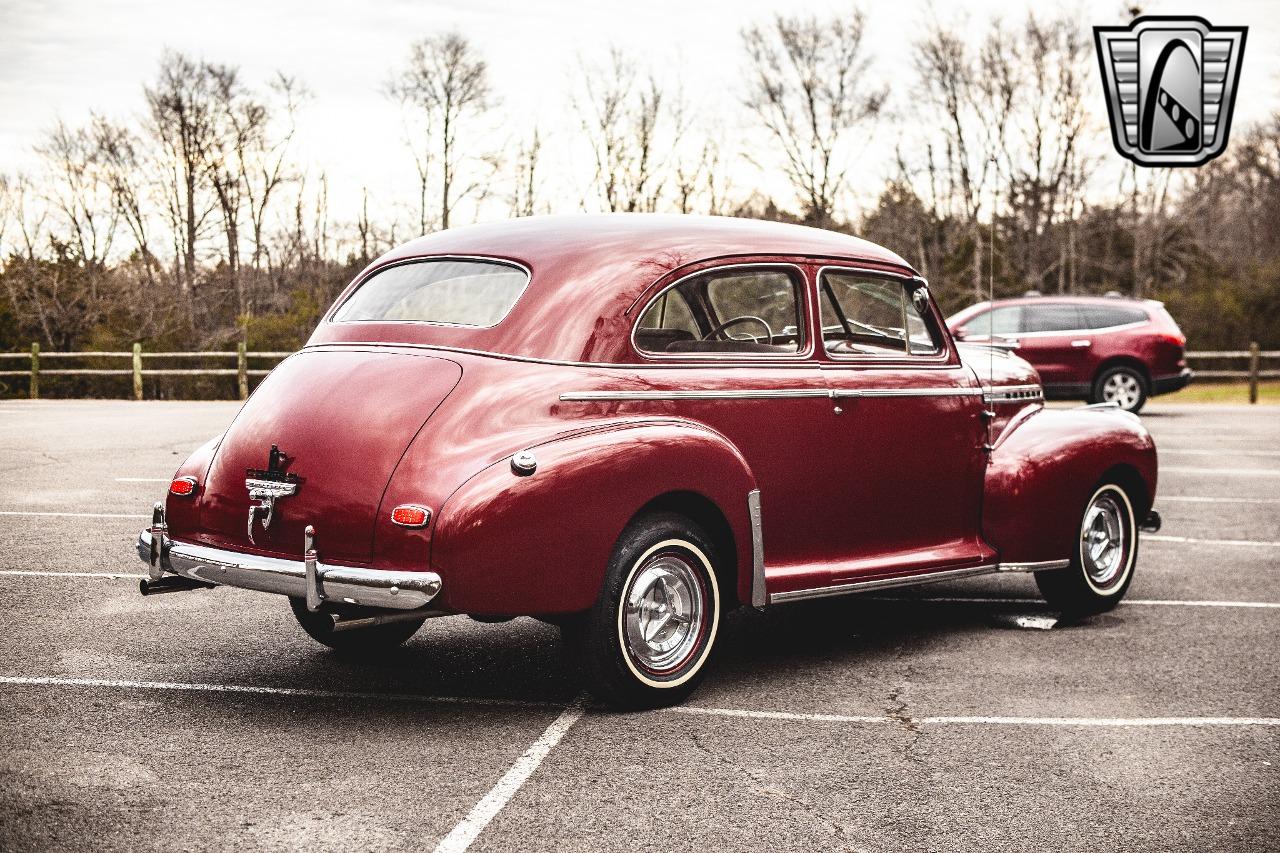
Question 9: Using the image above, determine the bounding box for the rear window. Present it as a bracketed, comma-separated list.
[332, 259, 529, 327]
[1079, 304, 1149, 329]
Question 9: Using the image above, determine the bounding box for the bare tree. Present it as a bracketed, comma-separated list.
[388, 33, 493, 230]
[576, 49, 678, 213]
[510, 127, 543, 217]
[742, 9, 885, 226]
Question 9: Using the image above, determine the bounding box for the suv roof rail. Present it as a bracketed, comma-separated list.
[1104, 290, 1124, 298]
[1022, 290, 1041, 298]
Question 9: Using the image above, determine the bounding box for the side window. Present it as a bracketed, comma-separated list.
[821, 272, 942, 357]
[634, 268, 803, 355]
[1079, 305, 1148, 329]
[972, 305, 1023, 336]
[1024, 304, 1085, 333]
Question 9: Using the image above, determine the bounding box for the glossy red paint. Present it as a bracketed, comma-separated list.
[947, 295, 1191, 401]
[160, 214, 1159, 616]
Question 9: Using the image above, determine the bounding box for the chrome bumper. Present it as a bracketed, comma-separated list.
[137, 507, 441, 611]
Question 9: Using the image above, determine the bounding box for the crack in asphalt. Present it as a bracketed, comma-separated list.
[885, 680, 926, 766]
[689, 730, 868, 853]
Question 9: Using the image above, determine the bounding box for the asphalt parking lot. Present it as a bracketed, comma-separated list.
[0, 399, 1276, 852]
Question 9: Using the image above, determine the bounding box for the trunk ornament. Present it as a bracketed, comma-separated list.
[245, 444, 299, 543]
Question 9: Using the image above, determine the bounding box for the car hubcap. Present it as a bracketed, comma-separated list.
[1081, 492, 1127, 587]
[623, 551, 705, 674]
[1103, 373, 1141, 409]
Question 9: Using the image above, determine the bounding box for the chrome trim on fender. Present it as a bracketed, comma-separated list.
[769, 558, 1069, 603]
[747, 490, 766, 609]
[136, 530, 441, 611]
[832, 387, 983, 399]
[983, 384, 1044, 403]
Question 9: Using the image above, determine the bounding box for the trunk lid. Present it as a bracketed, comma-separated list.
[195, 349, 462, 562]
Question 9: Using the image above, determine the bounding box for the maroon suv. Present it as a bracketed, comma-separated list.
[947, 295, 1192, 412]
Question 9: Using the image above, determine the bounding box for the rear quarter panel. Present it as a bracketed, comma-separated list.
[984, 407, 1157, 564]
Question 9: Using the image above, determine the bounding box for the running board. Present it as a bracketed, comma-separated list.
[768, 560, 1069, 604]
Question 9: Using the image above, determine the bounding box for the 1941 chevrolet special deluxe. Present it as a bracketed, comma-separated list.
[138, 214, 1161, 708]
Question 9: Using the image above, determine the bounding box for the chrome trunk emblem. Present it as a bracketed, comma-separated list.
[245, 444, 299, 543]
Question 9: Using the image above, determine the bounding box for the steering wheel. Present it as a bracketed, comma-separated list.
[702, 315, 774, 344]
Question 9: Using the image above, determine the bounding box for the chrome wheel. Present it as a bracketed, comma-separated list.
[1102, 371, 1142, 410]
[622, 550, 705, 674]
[1080, 491, 1128, 588]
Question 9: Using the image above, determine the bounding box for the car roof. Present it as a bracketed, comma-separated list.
[313, 214, 916, 362]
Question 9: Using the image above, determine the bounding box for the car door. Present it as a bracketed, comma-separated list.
[815, 269, 990, 583]
[631, 263, 832, 575]
[1016, 303, 1093, 389]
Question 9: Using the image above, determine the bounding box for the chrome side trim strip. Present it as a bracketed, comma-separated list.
[559, 389, 830, 402]
[747, 490, 766, 609]
[768, 557, 1070, 604]
[560, 387, 984, 402]
[832, 387, 983, 399]
[997, 559, 1070, 572]
[771, 564, 999, 603]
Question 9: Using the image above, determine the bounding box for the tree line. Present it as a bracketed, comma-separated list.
[1, 7, 1277, 395]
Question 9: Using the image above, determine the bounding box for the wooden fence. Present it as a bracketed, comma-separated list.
[0, 343, 292, 400]
[0, 342, 1276, 402]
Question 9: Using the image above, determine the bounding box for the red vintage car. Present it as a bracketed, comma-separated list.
[947, 294, 1192, 412]
[138, 215, 1161, 708]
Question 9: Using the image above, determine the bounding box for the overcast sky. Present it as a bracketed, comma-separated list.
[1, 0, 1277, 225]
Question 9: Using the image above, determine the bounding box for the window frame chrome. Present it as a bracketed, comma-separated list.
[630, 262, 814, 362]
[326, 255, 534, 330]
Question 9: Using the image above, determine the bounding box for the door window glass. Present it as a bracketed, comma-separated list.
[1079, 305, 1148, 328]
[821, 272, 942, 357]
[635, 268, 802, 355]
[1024, 304, 1084, 333]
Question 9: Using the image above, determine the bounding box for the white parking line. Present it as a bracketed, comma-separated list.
[1146, 533, 1280, 548]
[1161, 449, 1280, 457]
[1160, 496, 1280, 504]
[871, 596, 1280, 609]
[0, 675, 555, 709]
[1162, 467, 1280, 477]
[0, 510, 147, 519]
[115, 477, 169, 483]
[433, 698, 586, 853]
[669, 706, 1280, 726]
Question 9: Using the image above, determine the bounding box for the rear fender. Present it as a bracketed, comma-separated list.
[984, 407, 1157, 564]
[430, 420, 757, 615]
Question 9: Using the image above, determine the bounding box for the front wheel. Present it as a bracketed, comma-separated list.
[289, 597, 427, 654]
[1092, 365, 1147, 412]
[1036, 482, 1138, 617]
[570, 512, 722, 709]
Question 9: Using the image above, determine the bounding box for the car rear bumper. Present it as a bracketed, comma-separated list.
[1152, 368, 1194, 396]
[136, 508, 441, 611]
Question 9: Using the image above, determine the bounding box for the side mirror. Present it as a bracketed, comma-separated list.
[953, 326, 969, 340]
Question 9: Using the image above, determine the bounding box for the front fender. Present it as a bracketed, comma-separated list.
[430, 420, 757, 615]
[984, 407, 1157, 564]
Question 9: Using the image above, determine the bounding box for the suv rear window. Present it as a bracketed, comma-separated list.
[332, 259, 529, 327]
[1079, 305, 1149, 329]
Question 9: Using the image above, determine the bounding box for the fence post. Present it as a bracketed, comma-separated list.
[1248, 341, 1260, 405]
[132, 342, 143, 401]
[29, 342, 39, 400]
[237, 342, 248, 400]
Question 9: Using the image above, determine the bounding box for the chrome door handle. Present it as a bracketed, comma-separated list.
[1071, 339, 1092, 348]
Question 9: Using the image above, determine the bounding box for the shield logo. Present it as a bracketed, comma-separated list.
[1094, 16, 1247, 167]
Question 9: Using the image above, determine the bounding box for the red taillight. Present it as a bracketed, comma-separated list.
[1158, 332, 1186, 347]
[169, 476, 197, 497]
[391, 504, 431, 527]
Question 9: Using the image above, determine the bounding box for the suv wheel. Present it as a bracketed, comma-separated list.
[1092, 365, 1147, 413]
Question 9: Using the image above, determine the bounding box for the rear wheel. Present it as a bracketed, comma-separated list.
[1091, 365, 1147, 413]
[569, 512, 722, 709]
[289, 597, 426, 653]
[1036, 482, 1138, 617]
